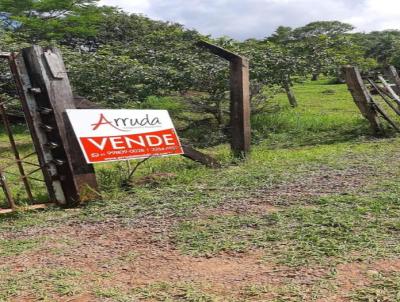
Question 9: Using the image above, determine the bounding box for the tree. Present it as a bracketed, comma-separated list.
[290, 21, 355, 80]
[362, 30, 400, 66]
[187, 39, 231, 127]
[0, 0, 110, 44]
[331, 35, 378, 81]
[242, 40, 308, 107]
[267, 26, 293, 44]
[91, 11, 233, 130]
[291, 21, 354, 39]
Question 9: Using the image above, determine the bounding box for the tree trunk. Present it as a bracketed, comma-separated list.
[311, 73, 319, 81]
[215, 99, 224, 127]
[336, 68, 346, 84]
[284, 85, 298, 108]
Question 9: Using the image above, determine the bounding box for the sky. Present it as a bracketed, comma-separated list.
[98, 0, 400, 40]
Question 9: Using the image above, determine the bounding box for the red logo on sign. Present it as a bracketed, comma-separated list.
[91, 114, 128, 131]
[91, 113, 162, 132]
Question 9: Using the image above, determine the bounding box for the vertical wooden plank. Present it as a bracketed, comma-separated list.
[342, 66, 382, 135]
[230, 56, 251, 157]
[21, 46, 98, 206]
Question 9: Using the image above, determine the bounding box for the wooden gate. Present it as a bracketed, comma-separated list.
[0, 47, 98, 213]
[0, 52, 52, 212]
[343, 65, 400, 135]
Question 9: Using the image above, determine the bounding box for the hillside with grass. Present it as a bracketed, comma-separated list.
[1, 79, 400, 301]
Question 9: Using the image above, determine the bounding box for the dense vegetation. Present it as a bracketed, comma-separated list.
[1, 0, 400, 146]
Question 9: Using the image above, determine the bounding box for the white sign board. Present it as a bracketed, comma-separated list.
[66, 109, 184, 163]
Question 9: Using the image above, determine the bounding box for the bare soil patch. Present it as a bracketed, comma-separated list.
[195, 165, 378, 218]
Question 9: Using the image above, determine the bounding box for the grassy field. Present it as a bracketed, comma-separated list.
[0, 79, 400, 301]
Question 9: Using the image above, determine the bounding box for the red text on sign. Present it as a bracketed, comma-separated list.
[80, 129, 183, 163]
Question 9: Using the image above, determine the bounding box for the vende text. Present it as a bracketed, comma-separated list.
[80, 129, 183, 162]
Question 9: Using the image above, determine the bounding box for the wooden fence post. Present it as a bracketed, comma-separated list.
[18, 45, 98, 206]
[10, 52, 64, 204]
[196, 41, 251, 158]
[342, 66, 382, 135]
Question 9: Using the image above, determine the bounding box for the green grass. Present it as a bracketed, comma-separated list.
[350, 272, 400, 301]
[0, 78, 400, 301]
[0, 267, 84, 301]
[0, 237, 42, 257]
[174, 185, 400, 266]
[132, 282, 216, 302]
[92, 282, 217, 302]
[252, 79, 390, 148]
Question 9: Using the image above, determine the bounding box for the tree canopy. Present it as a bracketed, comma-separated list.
[0, 2, 399, 145]
[0, 0, 110, 42]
